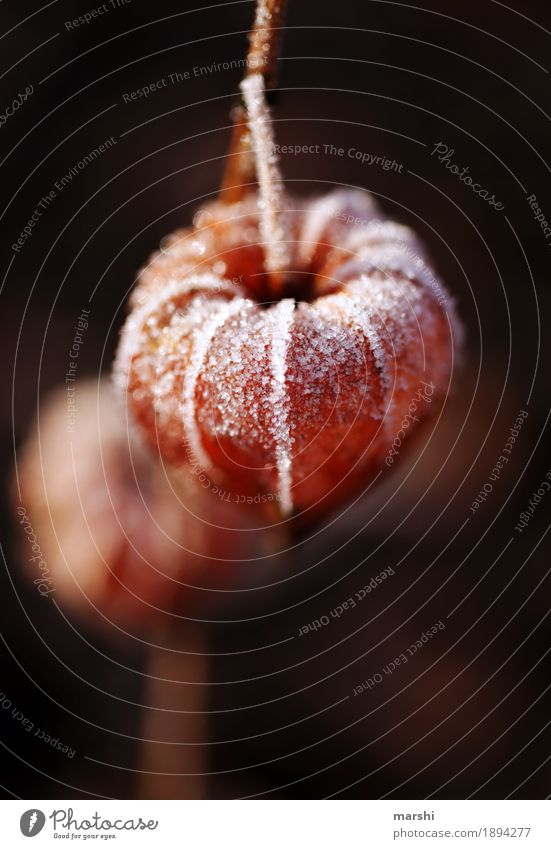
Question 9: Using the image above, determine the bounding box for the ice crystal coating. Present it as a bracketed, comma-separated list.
[115, 188, 462, 519]
[241, 73, 291, 285]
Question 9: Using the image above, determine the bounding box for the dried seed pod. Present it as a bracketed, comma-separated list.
[115, 188, 462, 522]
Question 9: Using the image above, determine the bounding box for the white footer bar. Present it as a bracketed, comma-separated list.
[2, 800, 549, 847]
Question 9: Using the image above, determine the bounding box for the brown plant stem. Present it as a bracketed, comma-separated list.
[219, 106, 255, 204]
[219, 0, 290, 297]
[248, 0, 288, 88]
[136, 468, 290, 800]
[241, 72, 290, 297]
[137, 1, 293, 800]
[139, 622, 207, 799]
[221, 0, 287, 205]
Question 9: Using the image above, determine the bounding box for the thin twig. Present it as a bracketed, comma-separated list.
[219, 106, 255, 204]
[248, 0, 288, 88]
[241, 72, 290, 295]
[139, 623, 207, 799]
[220, 0, 288, 203]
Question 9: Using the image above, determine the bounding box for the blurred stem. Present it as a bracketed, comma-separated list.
[220, 0, 288, 204]
[219, 106, 255, 204]
[139, 623, 207, 799]
[137, 472, 290, 800]
[241, 73, 290, 298]
[247, 0, 288, 89]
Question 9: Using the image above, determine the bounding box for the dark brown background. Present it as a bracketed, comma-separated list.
[1, 0, 550, 798]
